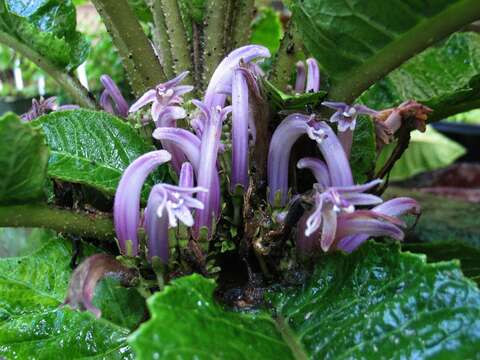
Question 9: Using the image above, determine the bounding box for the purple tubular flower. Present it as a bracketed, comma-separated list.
[305, 58, 320, 93]
[129, 71, 193, 122]
[100, 75, 129, 117]
[144, 182, 206, 262]
[21, 96, 78, 121]
[152, 127, 201, 168]
[193, 102, 232, 238]
[268, 114, 353, 206]
[231, 68, 250, 189]
[113, 150, 171, 256]
[294, 61, 306, 93]
[335, 197, 420, 253]
[297, 157, 331, 188]
[203, 45, 270, 109]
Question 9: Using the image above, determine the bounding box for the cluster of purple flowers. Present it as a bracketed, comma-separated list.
[112, 45, 420, 263]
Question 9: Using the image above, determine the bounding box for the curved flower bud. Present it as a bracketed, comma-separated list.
[231, 68, 250, 189]
[305, 58, 320, 93]
[99, 75, 129, 117]
[179, 162, 194, 188]
[294, 61, 306, 93]
[21, 96, 78, 121]
[194, 103, 232, 238]
[297, 157, 331, 188]
[144, 183, 206, 262]
[204, 45, 270, 109]
[113, 150, 171, 256]
[152, 127, 201, 168]
[268, 114, 353, 206]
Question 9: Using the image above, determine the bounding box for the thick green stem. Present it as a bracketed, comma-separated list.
[0, 31, 96, 109]
[269, 20, 303, 92]
[149, 0, 175, 78]
[160, 0, 194, 85]
[329, 0, 480, 103]
[0, 204, 115, 240]
[92, 0, 166, 96]
[203, 0, 228, 84]
[429, 98, 480, 123]
[230, 0, 255, 51]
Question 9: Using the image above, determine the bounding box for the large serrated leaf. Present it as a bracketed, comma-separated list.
[360, 32, 480, 120]
[0, 112, 48, 204]
[32, 109, 165, 197]
[0, 236, 144, 359]
[0, 0, 89, 70]
[129, 242, 480, 359]
[291, 0, 480, 101]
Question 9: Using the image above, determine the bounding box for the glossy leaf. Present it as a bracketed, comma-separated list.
[32, 109, 166, 197]
[376, 125, 466, 181]
[0, 112, 48, 204]
[130, 242, 480, 359]
[0, 0, 89, 70]
[291, 0, 480, 101]
[251, 7, 283, 55]
[0, 228, 53, 257]
[360, 32, 480, 121]
[0, 237, 139, 359]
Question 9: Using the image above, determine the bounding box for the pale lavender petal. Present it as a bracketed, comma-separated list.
[144, 186, 170, 262]
[354, 104, 378, 116]
[336, 179, 383, 193]
[305, 194, 324, 236]
[129, 89, 156, 113]
[267, 113, 312, 206]
[179, 162, 194, 188]
[322, 101, 349, 112]
[113, 150, 171, 256]
[163, 71, 190, 88]
[152, 127, 202, 168]
[294, 61, 306, 93]
[297, 157, 331, 188]
[320, 207, 337, 251]
[231, 68, 250, 189]
[342, 193, 383, 206]
[173, 85, 194, 97]
[305, 58, 320, 92]
[372, 197, 421, 217]
[336, 234, 369, 253]
[156, 106, 187, 127]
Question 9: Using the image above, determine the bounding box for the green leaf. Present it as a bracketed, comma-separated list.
[350, 116, 376, 183]
[360, 32, 480, 120]
[0, 237, 137, 359]
[32, 109, 166, 197]
[291, 0, 480, 101]
[376, 125, 466, 181]
[0, 0, 89, 70]
[251, 7, 283, 56]
[0, 112, 48, 204]
[129, 274, 294, 359]
[130, 242, 480, 358]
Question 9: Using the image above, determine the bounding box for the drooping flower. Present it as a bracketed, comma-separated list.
[322, 101, 377, 156]
[322, 102, 378, 132]
[297, 157, 330, 188]
[192, 45, 270, 135]
[99, 75, 129, 117]
[113, 150, 171, 256]
[267, 114, 353, 206]
[129, 71, 193, 125]
[192, 101, 232, 238]
[21, 96, 78, 121]
[144, 162, 206, 262]
[302, 180, 383, 251]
